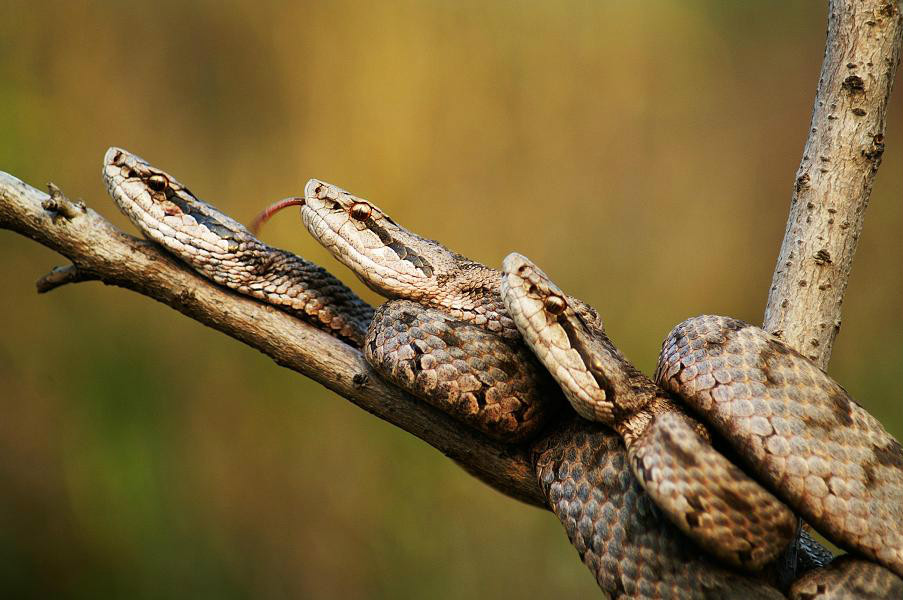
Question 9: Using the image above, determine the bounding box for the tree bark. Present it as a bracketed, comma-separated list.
[763, 0, 902, 368]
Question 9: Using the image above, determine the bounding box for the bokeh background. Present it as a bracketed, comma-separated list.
[1, 1, 901, 598]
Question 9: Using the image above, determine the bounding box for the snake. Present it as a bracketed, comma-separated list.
[499, 253, 903, 579]
[500, 253, 797, 569]
[102, 147, 373, 346]
[102, 147, 903, 598]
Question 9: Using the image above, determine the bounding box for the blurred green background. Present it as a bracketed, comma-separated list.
[1, 1, 900, 598]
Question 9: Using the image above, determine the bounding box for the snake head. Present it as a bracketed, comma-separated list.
[301, 178, 433, 297]
[103, 147, 172, 223]
[103, 147, 255, 258]
[104, 147, 194, 216]
[301, 179, 497, 308]
[502, 252, 648, 424]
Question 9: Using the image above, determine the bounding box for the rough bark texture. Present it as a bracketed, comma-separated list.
[763, 0, 903, 368]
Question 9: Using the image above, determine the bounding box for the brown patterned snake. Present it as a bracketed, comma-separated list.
[500, 253, 903, 579]
[103, 147, 903, 598]
[103, 148, 373, 346]
[500, 253, 797, 569]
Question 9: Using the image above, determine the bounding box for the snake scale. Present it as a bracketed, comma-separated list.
[103, 148, 903, 598]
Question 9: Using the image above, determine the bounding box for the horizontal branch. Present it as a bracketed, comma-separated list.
[0, 173, 545, 507]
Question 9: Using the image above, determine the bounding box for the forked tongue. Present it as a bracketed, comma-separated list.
[249, 197, 305, 235]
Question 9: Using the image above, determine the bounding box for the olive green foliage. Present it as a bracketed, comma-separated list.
[0, 1, 900, 598]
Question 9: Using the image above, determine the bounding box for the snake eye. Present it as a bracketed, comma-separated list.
[148, 174, 169, 192]
[350, 202, 372, 221]
[544, 294, 567, 315]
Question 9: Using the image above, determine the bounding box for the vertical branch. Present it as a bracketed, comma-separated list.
[764, 0, 902, 368]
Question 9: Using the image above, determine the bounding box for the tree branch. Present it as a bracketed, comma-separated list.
[0, 1, 899, 590]
[763, 0, 902, 368]
[0, 172, 545, 507]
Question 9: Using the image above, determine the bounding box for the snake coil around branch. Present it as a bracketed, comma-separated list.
[0, 1, 900, 597]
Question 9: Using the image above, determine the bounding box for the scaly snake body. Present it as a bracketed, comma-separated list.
[103, 148, 903, 598]
[500, 254, 903, 577]
[303, 180, 798, 570]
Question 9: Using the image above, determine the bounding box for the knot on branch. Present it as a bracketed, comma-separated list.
[41, 183, 85, 222]
[841, 75, 865, 94]
[863, 133, 886, 164]
[813, 249, 833, 265]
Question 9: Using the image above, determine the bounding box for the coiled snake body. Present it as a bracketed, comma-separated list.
[103, 148, 903, 599]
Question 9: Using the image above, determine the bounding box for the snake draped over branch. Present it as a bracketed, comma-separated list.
[103, 148, 903, 599]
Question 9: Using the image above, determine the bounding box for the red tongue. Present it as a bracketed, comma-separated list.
[249, 197, 304, 235]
